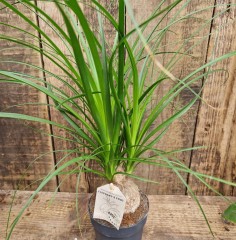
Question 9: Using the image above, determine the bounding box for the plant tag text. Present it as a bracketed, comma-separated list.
[93, 184, 126, 230]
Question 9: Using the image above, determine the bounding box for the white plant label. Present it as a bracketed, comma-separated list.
[93, 183, 126, 230]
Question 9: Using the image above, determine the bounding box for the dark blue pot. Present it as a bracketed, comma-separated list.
[88, 193, 149, 240]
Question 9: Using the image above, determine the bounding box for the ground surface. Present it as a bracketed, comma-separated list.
[0, 190, 235, 239]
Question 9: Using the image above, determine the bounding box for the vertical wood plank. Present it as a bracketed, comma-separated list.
[1, 1, 235, 196]
[189, 2, 236, 196]
[128, 0, 215, 194]
[35, 1, 88, 192]
[0, 2, 56, 190]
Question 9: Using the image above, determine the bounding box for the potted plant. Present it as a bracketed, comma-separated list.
[0, 0, 235, 239]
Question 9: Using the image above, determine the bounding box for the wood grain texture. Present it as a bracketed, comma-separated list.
[35, 1, 88, 193]
[0, 2, 56, 190]
[0, 190, 236, 240]
[128, 0, 215, 194]
[189, 2, 236, 196]
[0, 1, 235, 196]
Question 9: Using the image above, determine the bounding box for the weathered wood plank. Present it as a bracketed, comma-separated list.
[0, 2, 56, 190]
[189, 2, 236, 196]
[128, 0, 215, 194]
[35, 1, 88, 193]
[0, 1, 235, 197]
[0, 190, 235, 239]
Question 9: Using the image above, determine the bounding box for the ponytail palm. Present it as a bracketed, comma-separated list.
[1, 0, 236, 238]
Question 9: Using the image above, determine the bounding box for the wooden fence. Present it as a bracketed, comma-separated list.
[0, 0, 235, 196]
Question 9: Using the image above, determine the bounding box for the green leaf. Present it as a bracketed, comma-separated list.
[223, 203, 236, 224]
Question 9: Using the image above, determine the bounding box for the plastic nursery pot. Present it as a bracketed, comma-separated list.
[88, 192, 149, 240]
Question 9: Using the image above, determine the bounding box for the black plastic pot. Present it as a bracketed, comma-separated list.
[88, 193, 149, 240]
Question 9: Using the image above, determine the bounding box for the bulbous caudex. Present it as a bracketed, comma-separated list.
[113, 172, 141, 214]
